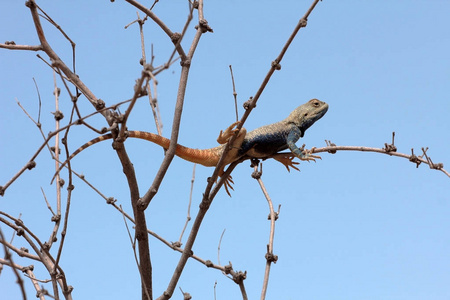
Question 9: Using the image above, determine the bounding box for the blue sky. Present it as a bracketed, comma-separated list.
[1, 1, 449, 299]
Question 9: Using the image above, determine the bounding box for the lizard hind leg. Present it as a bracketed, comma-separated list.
[217, 121, 241, 144]
[217, 122, 247, 166]
[218, 167, 235, 197]
[223, 175, 235, 197]
[215, 122, 247, 196]
[272, 153, 300, 172]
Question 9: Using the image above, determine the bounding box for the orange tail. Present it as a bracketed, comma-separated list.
[61, 131, 221, 169]
[52, 131, 222, 183]
[128, 131, 221, 167]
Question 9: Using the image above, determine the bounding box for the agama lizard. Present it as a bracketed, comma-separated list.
[54, 98, 328, 194]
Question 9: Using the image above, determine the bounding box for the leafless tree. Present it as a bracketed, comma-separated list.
[0, 1, 447, 300]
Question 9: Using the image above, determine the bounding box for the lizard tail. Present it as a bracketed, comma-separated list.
[52, 131, 221, 183]
[127, 131, 220, 167]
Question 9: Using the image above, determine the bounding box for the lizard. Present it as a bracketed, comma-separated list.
[53, 98, 328, 194]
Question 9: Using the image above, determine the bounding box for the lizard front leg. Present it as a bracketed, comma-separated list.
[287, 127, 321, 162]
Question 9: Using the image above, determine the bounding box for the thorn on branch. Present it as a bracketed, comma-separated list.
[180, 288, 192, 300]
[26, 161, 36, 170]
[205, 260, 214, 267]
[422, 147, 444, 170]
[4, 41, 16, 45]
[52, 110, 64, 121]
[171, 32, 182, 44]
[106, 197, 117, 204]
[271, 60, 281, 70]
[232, 270, 247, 284]
[196, 19, 213, 33]
[265, 251, 278, 263]
[299, 18, 308, 28]
[144, 63, 154, 73]
[180, 58, 191, 67]
[21, 265, 34, 272]
[50, 146, 60, 155]
[53, 87, 61, 97]
[251, 158, 262, 179]
[243, 97, 255, 110]
[409, 148, 421, 168]
[384, 132, 397, 153]
[51, 214, 61, 222]
[25, 1, 34, 8]
[251, 170, 262, 179]
[95, 99, 106, 110]
[171, 241, 182, 248]
[134, 78, 148, 96]
[325, 139, 337, 154]
[267, 211, 279, 221]
[224, 263, 233, 274]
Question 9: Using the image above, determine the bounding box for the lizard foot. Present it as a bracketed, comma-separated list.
[272, 153, 300, 172]
[217, 121, 241, 144]
[299, 147, 321, 162]
[223, 175, 234, 197]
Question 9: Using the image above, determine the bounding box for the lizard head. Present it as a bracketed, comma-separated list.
[288, 98, 328, 133]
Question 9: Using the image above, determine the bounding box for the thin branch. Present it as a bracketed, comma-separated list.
[251, 162, 278, 300]
[217, 229, 226, 269]
[118, 71, 149, 138]
[229, 65, 239, 122]
[0, 43, 43, 51]
[120, 206, 152, 300]
[114, 140, 153, 299]
[26, 0, 113, 123]
[0, 227, 27, 300]
[139, 11, 207, 210]
[1, 98, 134, 195]
[178, 164, 195, 245]
[125, 0, 187, 60]
[309, 145, 449, 177]
[48, 70, 62, 250]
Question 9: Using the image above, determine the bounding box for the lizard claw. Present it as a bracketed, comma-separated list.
[217, 172, 234, 197]
[217, 121, 241, 144]
[272, 153, 300, 172]
[223, 175, 234, 197]
[299, 147, 321, 162]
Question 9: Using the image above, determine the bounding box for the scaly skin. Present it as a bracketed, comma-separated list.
[62, 131, 225, 167]
[55, 99, 328, 193]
